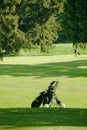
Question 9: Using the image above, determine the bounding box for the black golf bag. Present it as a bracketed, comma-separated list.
[31, 80, 65, 108]
[31, 91, 45, 108]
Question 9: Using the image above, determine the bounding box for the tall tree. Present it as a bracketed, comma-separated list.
[0, 0, 26, 54]
[18, 0, 63, 52]
[61, 0, 87, 48]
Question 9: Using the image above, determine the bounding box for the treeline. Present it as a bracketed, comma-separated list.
[0, 0, 87, 55]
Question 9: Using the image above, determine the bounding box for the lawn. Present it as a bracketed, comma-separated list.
[0, 44, 87, 130]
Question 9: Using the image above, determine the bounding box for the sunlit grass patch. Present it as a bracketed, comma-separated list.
[0, 45, 87, 130]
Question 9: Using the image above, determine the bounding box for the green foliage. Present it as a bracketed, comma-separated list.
[0, 0, 23, 54]
[0, 0, 86, 56]
[0, 0, 63, 54]
[19, 0, 62, 52]
[33, 15, 59, 52]
[61, 0, 87, 48]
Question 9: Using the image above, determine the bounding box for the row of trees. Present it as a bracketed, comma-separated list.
[0, 0, 87, 56]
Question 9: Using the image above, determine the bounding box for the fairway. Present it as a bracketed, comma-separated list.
[0, 0, 87, 128]
[0, 54, 87, 130]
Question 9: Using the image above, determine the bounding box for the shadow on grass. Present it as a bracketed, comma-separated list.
[0, 60, 87, 78]
[0, 108, 87, 128]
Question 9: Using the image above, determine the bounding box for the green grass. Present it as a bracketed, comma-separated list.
[0, 108, 87, 130]
[0, 44, 87, 130]
[19, 43, 87, 56]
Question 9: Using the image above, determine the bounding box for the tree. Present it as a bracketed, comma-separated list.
[0, 0, 26, 54]
[61, 0, 87, 48]
[0, 0, 64, 56]
[18, 0, 63, 52]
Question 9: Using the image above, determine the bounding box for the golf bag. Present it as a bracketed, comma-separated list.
[31, 80, 65, 108]
[31, 91, 45, 108]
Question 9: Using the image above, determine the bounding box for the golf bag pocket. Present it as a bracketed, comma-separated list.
[31, 91, 45, 108]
